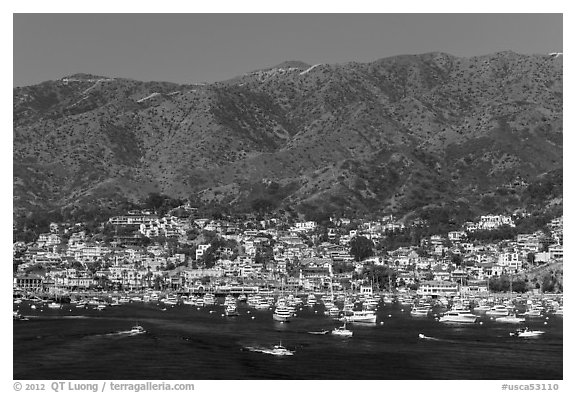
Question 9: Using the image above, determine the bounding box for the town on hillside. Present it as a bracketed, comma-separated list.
[13, 203, 563, 299]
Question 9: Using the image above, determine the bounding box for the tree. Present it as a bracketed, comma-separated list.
[349, 236, 374, 262]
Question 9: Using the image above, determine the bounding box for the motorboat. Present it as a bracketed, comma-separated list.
[438, 310, 478, 324]
[510, 327, 545, 338]
[410, 306, 431, 317]
[486, 305, 509, 317]
[495, 315, 525, 324]
[267, 343, 294, 356]
[308, 330, 330, 335]
[346, 310, 377, 323]
[332, 322, 353, 337]
[47, 302, 61, 309]
[129, 324, 146, 334]
[13, 311, 28, 321]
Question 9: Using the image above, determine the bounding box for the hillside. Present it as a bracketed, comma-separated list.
[13, 52, 563, 222]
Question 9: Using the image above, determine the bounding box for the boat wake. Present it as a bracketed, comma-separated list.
[308, 330, 330, 335]
[418, 333, 441, 341]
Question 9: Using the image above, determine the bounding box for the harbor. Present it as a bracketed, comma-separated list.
[13, 290, 562, 380]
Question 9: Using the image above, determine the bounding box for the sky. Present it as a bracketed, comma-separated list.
[13, 13, 563, 87]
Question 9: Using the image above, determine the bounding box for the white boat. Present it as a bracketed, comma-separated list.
[510, 328, 545, 338]
[486, 305, 509, 317]
[47, 302, 61, 309]
[307, 293, 317, 306]
[273, 306, 292, 322]
[129, 324, 145, 334]
[195, 297, 205, 307]
[254, 297, 270, 310]
[332, 322, 353, 337]
[13, 311, 28, 321]
[346, 310, 377, 323]
[328, 306, 341, 318]
[267, 343, 294, 356]
[364, 297, 380, 310]
[473, 304, 492, 313]
[225, 304, 239, 316]
[161, 295, 178, 305]
[438, 310, 478, 324]
[203, 293, 215, 306]
[524, 308, 544, 318]
[410, 306, 431, 317]
[554, 306, 563, 317]
[495, 315, 525, 324]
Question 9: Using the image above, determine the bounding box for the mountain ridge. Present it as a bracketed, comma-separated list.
[13, 51, 563, 222]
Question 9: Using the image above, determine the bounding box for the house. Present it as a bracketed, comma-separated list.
[195, 244, 211, 260]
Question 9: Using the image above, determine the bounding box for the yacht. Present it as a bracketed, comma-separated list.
[332, 322, 353, 337]
[364, 297, 380, 310]
[273, 305, 292, 322]
[203, 293, 216, 306]
[438, 310, 479, 324]
[195, 297, 205, 307]
[255, 297, 270, 310]
[328, 306, 341, 318]
[524, 307, 544, 318]
[473, 304, 492, 313]
[554, 306, 563, 317]
[225, 303, 239, 317]
[485, 305, 509, 317]
[161, 295, 178, 305]
[47, 302, 61, 309]
[410, 306, 431, 317]
[307, 293, 317, 307]
[346, 310, 377, 323]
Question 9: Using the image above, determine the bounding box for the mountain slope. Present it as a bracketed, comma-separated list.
[13, 52, 563, 220]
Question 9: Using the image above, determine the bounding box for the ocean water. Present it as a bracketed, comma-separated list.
[13, 301, 563, 380]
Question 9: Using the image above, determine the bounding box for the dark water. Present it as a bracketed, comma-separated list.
[13, 301, 563, 380]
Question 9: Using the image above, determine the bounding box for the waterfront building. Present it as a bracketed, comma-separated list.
[416, 280, 459, 297]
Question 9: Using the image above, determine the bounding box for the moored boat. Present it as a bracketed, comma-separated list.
[486, 305, 509, 317]
[438, 310, 478, 324]
[273, 305, 292, 322]
[495, 315, 525, 324]
[346, 310, 377, 323]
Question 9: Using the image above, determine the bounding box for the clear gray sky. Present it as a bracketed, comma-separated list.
[13, 14, 563, 87]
